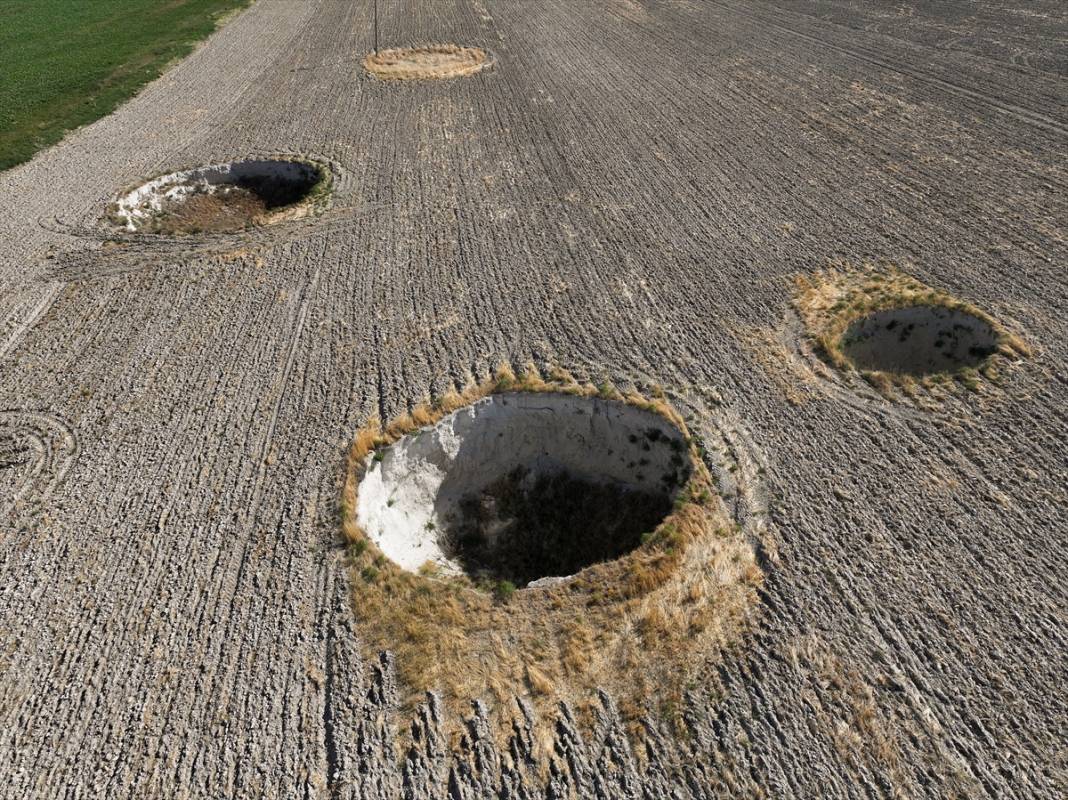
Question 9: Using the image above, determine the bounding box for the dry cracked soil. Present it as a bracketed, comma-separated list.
[0, 1, 1065, 798]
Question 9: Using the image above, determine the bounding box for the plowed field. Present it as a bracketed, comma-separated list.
[0, 1, 1064, 798]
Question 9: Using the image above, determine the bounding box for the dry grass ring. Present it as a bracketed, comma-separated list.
[364, 44, 490, 81]
[340, 365, 762, 740]
[795, 267, 1030, 395]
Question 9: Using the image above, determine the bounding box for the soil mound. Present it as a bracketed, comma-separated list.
[840, 305, 998, 376]
[356, 391, 690, 585]
[364, 45, 489, 80]
[110, 158, 325, 234]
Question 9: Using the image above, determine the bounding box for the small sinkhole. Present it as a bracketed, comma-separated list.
[363, 45, 489, 80]
[839, 305, 999, 376]
[356, 392, 692, 588]
[110, 158, 325, 234]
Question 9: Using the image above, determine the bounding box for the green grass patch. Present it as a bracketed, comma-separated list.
[0, 0, 251, 172]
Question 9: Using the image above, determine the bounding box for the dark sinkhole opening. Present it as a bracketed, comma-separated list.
[839, 305, 998, 376]
[112, 159, 325, 234]
[356, 392, 693, 588]
[443, 464, 675, 587]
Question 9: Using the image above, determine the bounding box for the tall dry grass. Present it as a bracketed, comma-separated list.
[340, 364, 762, 747]
[794, 264, 1030, 394]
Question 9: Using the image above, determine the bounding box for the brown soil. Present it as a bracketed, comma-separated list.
[5, 0, 1065, 796]
[141, 170, 321, 234]
[364, 45, 488, 80]
[148, 187, 269, 234]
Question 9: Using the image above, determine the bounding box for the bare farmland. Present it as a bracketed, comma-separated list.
[0, 1, 1065, 798]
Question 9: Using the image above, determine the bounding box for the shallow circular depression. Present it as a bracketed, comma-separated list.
[839, 305, 999, 376]
[111, 158, 326, 234]
[364, 45, 489, 80]
[356, 392, 692, 587]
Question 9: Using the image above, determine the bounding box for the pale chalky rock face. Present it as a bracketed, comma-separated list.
[356, 392, 688, 581]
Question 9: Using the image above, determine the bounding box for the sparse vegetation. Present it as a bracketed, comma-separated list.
[341, 364, 761, 742]
[363, 44, 489, 81]
[492, 580, 516, 603]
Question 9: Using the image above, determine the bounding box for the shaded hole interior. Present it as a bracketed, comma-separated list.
[116, 159, 323, 234]
[839, 305, 998, 376]
[443, 465, 675, 587]
[356, 393, 692, 587]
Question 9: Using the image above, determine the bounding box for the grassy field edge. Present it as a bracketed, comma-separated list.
[0, 0, 253, 173]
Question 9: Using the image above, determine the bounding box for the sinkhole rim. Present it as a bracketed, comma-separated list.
[353, 389, 696, 590]
[794, 267, 1032, 396]
[837, 303, 1001, 377]
[339, 375, 762, 737]
[106, 156, 330, 235]
[363, 44, 491, 81]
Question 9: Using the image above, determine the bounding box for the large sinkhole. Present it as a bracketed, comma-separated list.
[356, 392, 692, 587]
[839, 305, 999, 376]
[111, 158, 325, 234]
